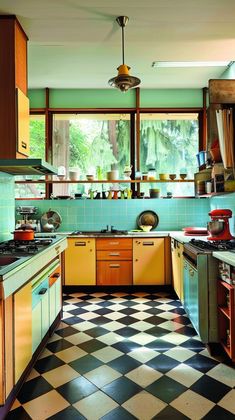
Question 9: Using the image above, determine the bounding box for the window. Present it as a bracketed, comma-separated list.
[52, 113, 131, 196]
[15, 114, 46, 198]
[139, 113, 199, 196]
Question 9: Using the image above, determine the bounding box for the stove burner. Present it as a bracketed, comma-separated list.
[0, 239, 53, 254]
[189, 239, 235, 251]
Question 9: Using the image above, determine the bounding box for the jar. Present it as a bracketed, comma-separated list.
[148, 168, 156, 180]
[142, 172, 148, 180]
[135, 171, 142, 180]
[196, 180, 205, 195]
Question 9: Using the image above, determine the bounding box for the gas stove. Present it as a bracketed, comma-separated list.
[187, 239, 235, 253]
[0, 239, 53, 255]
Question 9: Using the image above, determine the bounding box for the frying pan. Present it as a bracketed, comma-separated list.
[136, 211, 159, 230]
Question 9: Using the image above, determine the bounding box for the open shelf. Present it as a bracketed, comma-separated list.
[218, 306, 230, 319]
[15, 179, 195, 184]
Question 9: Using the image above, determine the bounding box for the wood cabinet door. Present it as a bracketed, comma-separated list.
[14, 282, 32, 383]
[97, 261, 132, 285]
[133, 238, 165, 285]
[96, 238, 132, 250]
[65, 238, 96, 285]
[16, 88, 29, 156]
[172, 242, 183, 299]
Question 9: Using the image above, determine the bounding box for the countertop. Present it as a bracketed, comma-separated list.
[212, 251, 235, 266]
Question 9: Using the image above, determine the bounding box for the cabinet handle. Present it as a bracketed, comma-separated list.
[177, 252, 180, 258]
[109, 264, 120, 268]
[21, 141, 27, 149]
[52, 273, 60, 278]
[135, 259, 138, 262]
[189, 267, 195, 277]
[109, 252, 120, 256]
[38, 287, 47, 295]
[75, 242, 86, 246]
[109, 242, 119, 246]
[55, 245, 61, 254]
[143, 241, 154, 246]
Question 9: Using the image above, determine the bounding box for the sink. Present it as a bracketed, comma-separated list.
[70, 230, 128, 236]
[0, 255, 20, 267]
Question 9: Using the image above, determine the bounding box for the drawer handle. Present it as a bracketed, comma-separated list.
[38, 287, 47, 295]
[109, 264, 120, 268]
[189, 268, 195, 277]
[177, 252, 180, 258]
[52, 273, 60, 278]
[21, 141, 27, 149]
[109, 242, 119, 245]
[109, 252, 120, 256]
[75, 242, 86, 246]
[143, 242, 154, 246]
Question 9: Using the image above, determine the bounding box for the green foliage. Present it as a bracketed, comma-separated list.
[29, 120, 45, 158]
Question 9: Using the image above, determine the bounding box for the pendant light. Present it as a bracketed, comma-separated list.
[108, 16, 141, 92]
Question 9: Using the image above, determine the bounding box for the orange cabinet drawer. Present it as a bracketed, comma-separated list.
[96, 250, 132, 261]
[97, 261, 132, 285]
[96, 238, 132, 250]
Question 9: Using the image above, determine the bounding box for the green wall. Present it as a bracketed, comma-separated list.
[28, 88, 203, 109]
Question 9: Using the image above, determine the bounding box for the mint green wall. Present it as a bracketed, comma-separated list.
[16, 198, 209, 232]
[220, 62, 235, 79]
[0, 173, 15, 241]
[28, 88, 203, 109]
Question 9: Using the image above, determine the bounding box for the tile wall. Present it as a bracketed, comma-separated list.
[0, 172, 15, 241]
[16, 198, 210, 233]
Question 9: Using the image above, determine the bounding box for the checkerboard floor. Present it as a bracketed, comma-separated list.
[7, 291, 235, 419]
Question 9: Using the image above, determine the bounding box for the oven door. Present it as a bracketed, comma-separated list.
[183, 255, 200, 337]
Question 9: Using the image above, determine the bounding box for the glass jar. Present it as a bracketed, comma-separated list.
[148, 168, 156, 180]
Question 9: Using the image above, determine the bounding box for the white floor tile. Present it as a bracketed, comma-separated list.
[122, 390, 166, 419]
[171, 389, 214, 419]
[164, 347, 196, 362]
[73, 390, 118, 420]
[218, 389, 235, 414]
[125, 365, 163, 387]
[84, 365, 121, 387]
[92, 346, 123, 362]
[127, 347, 159, 363]
[206, 363, 235, 387]
[166, 363, 203, 387]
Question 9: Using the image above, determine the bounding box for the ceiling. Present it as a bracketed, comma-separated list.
[0, 0, 235, 89]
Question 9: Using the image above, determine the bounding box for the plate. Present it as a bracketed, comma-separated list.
[136, 211, 159, 230]
[183, 227, 208, 233]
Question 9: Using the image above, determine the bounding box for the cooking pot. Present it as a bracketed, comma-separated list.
[12, 229, 35, 241]
[207, 221, 224, 235]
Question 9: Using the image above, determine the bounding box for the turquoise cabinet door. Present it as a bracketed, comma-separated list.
[188, 264, 199, 334]
[41, 291, 50, 339]
[32, 304, 41, 353]
[49, 284, 56, 325]
[183, 259, 189, 310]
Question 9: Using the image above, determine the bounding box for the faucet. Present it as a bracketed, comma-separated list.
[101, 225, 109, 233]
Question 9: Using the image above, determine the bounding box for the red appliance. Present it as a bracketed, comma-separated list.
[208, 209, 234, 241]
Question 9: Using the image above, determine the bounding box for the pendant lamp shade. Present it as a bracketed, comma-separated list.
[108, 16, 141, 92]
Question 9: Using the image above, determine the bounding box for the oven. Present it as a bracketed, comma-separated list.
[183, 241, 219, 343]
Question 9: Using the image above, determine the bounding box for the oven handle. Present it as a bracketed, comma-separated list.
[183, 252, 197, 270]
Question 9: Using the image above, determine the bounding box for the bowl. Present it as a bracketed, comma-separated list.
[180, 173, 187, 180]
[169, 174, 176, 180]
[159, 173, 168, 181]
[140, 225, 152, 232]
[86, 175, 94, 181]
[149, 188, 160, 198]
[207, 221, 224, 235]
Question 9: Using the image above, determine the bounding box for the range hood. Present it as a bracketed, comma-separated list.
[0, 159, 57, 175]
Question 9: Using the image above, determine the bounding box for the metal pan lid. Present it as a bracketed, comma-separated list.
[136, 211, 159, 230]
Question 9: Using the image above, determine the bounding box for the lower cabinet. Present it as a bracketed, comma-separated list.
[14, 282, 32, 384]
[171, 239, 184, 300]
[133, 238, 165, 285]
[49, 266, 61, 325]
[96, 238, 132, 285]
[32, 277, 50, 354]
[65, 238, 96, 285]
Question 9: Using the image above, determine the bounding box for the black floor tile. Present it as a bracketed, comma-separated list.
[97, 301, 114, 307]
[55, 326, 78, 338]
[88, 316, 110, 325]
[121, 301, 139, 307]
[116, 316, 138, 325]
[17, 376, 53, 404]
[153, 405, 189, 419]
[144, 315, 167, 325]
[101, 406, 137, 420]
[203, 405, 235, 419]
[34, 355, 65, 374]
[46, 338, 73, 353]
[57, 376, 98, 404]
[85, 326, 110, 338]
[48, 406, 86, 420]
[102, 377, 142, 404]
[145, 339, 175, 352]
[114, 327, 139, 338]
[120, 308, 139, 316]
[6, 406, 32, 420]
[79, 338, 107, 353]
[176, 326, 197, 337]
[67, 308, 88, 316]
[63, 316, 84, 325]
[191, 375, 231, 403]
[173, 316, 191, 326]
[146, 375, 187, 403]
[185, 353, 219, 373]
[69, 354, 103, 374]
[170, 308, 187, 315]
[145, 307, 163, 315]
[147, 326, 171, 338]
[167, 300, 183, 307]
[180, 339, 205, 352]
[112, 340, 141, 353]
[146, 354, 179, 373]
[94, 308, 113, 315]
[108, 355, 141, 374]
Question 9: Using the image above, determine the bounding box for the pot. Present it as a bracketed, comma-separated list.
[12, 229, 35, 241]
[207, 221, 224, 235]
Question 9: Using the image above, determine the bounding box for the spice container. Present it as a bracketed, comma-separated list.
[142, 172, 148, 180]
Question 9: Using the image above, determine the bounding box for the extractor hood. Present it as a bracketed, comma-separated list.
[0, 159, 57, 175]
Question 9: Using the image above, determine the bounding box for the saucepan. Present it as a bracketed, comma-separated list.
[207, 221, 224, 235]
[12, 228, 35, 241]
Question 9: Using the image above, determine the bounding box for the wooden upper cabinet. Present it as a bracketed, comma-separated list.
[0, 16, 29, 158]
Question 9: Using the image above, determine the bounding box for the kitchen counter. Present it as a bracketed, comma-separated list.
[59, 230, 205, 241]
[213, 251, 235, 266]
[0, 236, 67, 297]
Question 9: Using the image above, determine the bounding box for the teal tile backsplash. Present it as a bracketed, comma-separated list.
[0, 172, 15, 241]
[16, 198, 210, 232]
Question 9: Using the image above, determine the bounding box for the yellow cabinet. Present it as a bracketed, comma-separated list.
[65, 238, 96, 285]
[133, 238, 165, 285]
[14, 282, 32, 383]
[171, 239, 184, 300]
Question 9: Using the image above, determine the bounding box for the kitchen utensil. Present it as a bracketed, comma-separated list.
[180, 173, 187, 180]
[169, 174, 176, 180]
[137, 210, 159, 230]
[207, 209, 234, 241]
[41, 210, 62, 232]
[12, 229, 35, 241]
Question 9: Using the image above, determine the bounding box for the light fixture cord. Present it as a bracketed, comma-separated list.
[121, 25, 125, 65]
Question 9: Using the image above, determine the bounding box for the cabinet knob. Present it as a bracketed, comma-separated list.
[135, 259, 138, 262]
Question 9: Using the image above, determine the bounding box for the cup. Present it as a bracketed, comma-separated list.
[206, 181, 212, 194]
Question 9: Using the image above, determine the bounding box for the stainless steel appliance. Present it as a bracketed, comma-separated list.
[183, 239, 235, 343]
[16, 206, 40, 232]
[0, 238, 55, 255]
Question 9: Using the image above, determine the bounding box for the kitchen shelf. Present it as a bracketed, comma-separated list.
[217, 280, 235, 361]
[197, 191, 235, 198]
[15, 179, 195, 184]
